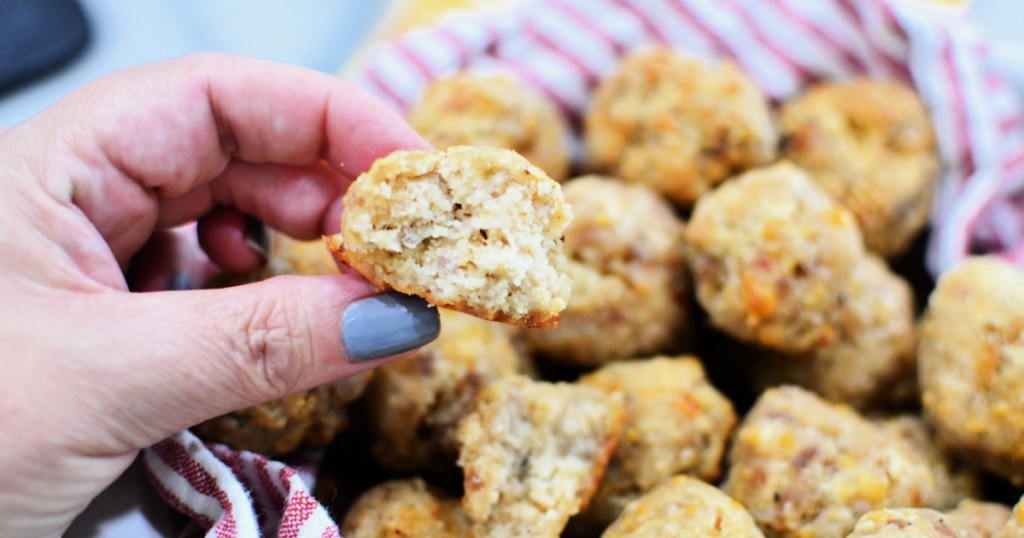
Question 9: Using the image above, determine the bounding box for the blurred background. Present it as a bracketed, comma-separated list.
[0, 0, 390, 127]
[2, 0, 1021, 129]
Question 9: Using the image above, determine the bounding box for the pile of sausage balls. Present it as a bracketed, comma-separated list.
[191, 47, 1024, 538]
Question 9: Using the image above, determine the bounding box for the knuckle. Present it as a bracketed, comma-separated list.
[233, 289, 312, 399]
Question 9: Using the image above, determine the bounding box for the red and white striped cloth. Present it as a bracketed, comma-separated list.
[355, 0, 1024, 274]
[143, 431, 339, 538]
[145, 1, 1024, 536]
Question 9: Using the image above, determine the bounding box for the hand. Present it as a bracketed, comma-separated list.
[0, 53, 439, 537]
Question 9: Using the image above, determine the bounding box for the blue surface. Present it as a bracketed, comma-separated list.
[0, 0, 392, 127]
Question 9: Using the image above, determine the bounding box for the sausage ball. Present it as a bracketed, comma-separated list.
[780, 79, 938, 257]
[585, 47, 777, 206]
[577, 357, 736, 530]
[457, 376, 625, 538]
[993, 494, 1024, 538]
[947, 500, 1012, 538]
[361, 308, 531, 473]
[918, 257, 1024, 484]
[601, 475, 765, 538]
[750, 255, 917, 409]
[406, 72, 571, 181]
[341, 478, 470, 538]
[878, 416, 981, 511]
[524, 176, 689, 366]
[847, 508, 973, 538]
[724, 386, 940, 538]
[687, 162, 865, 353]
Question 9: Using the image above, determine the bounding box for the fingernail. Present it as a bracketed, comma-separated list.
[244, 216, 269, 261]
[168, 271, 192, 291]
[341, 292, 440, 362]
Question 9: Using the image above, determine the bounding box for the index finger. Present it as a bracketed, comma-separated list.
[27, 53, 428, 255]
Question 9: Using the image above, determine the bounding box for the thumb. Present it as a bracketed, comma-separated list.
[103, 274, 439, 446]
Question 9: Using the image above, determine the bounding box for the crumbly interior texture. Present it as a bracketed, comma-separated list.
[724, 386, 940, 538]
[846, 508, 974, 537]
[578, 357, 736, 529]
[601, 475, 765, 537]
[947, 500, 1012, 538]
[407, 72, 571, 182]
[585, 47, 777, 206]
[341, 478, 471, 538]
[456, 376, 625, 538]
[780, 79, 938, 258]
[362, 309, 531, 473]
[751, 255, 917, 408]
[687, 162, 865, 354]
[525, 176, 689, 365]
[918, 257, 1024, 484]
[337, 146, 572, 328]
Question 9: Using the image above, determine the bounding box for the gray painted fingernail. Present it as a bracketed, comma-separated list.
[341, 292, 440, 362]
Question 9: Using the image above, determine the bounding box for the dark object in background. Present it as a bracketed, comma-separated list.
[0, 0, 90, 92]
